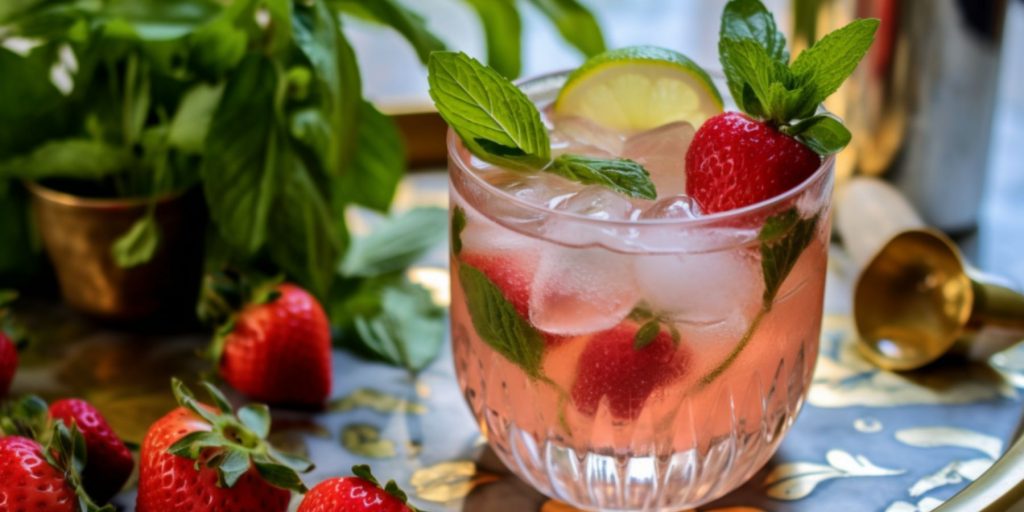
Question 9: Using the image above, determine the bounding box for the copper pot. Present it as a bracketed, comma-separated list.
[26, 182, 205, 321]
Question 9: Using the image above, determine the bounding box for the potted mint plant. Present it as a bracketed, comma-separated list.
[0, 0, 604, 367]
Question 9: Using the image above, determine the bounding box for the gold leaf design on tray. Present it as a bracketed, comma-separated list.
[890, 427, 1001, 501]
[853, 417, 883, 433]
[329, 388, 427, 414]
[809, 315, 1015, 408]
[340, 423, 397, 458]
[410, 461, 499, 503]
[764, 449, 905, 500]
[885, 497, 945, 512]
[894, 427, 1003, 459]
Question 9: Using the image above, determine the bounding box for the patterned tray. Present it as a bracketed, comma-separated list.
[10, 173, 1024, 512]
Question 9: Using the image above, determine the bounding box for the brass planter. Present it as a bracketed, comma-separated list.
[26, 182, 205, 321]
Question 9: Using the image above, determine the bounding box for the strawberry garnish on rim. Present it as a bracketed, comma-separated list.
[685, 0, 879, 213]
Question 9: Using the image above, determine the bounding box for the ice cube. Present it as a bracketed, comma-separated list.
[558, 186, 634, 220]
[529, 246, 640, 336]
[640, 194, 702, 220]
[551, 115, 624, 157]
[633, 249, 762, 330]
[622, 121, 695, 198]
[458, 205, 538, 255]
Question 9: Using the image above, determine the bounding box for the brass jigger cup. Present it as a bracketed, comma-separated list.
[837, 178, 1024, 371]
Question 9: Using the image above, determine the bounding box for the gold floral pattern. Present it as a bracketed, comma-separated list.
[410, 461, 499, 503]
[340, 423, 397, 458]
[328, 388, 427, 414]
[763, 449, 905, 500]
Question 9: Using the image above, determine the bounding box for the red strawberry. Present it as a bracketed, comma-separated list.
[0, 436, 77, 511]
[459, 252, 566, 345]
[298, 465, 417, 512]
[685, 112, 820, 214]
[136, 379, 312, 512]
[48, 399, 133, 503]
[212, 282, 332, 407]
[571, 322, 690, 420]
[0, 332, 16, 398]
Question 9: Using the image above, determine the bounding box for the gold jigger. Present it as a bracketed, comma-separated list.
[837, 177, 1024, 370]
[854, 229, 1024, 370]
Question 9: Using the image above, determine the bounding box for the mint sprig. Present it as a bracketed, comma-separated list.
[719, 0, 878, 155]
[458, 263, 545, 378]
[428, 51, 657, 199]
[759, 208, 820, 306]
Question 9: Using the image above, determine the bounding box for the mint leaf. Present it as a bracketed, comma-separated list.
[111, 213, 160, 269]
[634, 319, 661, 349]
[459, 263, 545, 378]
[720, 0, 788, 64]
[548, 154, 656, 199]
[333, 100, 404, 212]
[791, 18, 880, 105]
[0, 139, 133, 180]
[760, 208, 819, 306]
[341, 207, 447, 278]
[353, 277, 445, 372]
[451, 205, 467, 255]
[719, 38, 791, 122]
[526, 0, 606, 57]
[427, 52, 549, 171]
[463, 0, 522, 78]
[786, 115, 851, 155]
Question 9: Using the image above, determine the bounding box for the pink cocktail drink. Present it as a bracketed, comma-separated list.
[448, 73, 833, 510]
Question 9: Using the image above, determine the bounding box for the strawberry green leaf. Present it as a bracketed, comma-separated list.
[427, 51, 549, 171]
[237, 404, 271, 438]
[383, 479, 409, 503]
[791, 18, 880, 106]
[352, 464, 379, 486]
[268, 445, 315, 473]
[217, 448, 250, 488]
[172, 379, 220, 424]
[548, 154, 657, 200]
[720, 0, 789, 64]
[167, 431, 224, 458]
[451, 206, 467, 256]
[458, 263, 545, 378]
[786, 115, 851, 155]
[759, 208, 820, 306]
[634, 319, 661, 349]
[201, 381, 233, 414]
[254, 459, 308, 493]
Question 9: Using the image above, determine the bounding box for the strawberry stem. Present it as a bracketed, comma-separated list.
[695, 307, 768, 389]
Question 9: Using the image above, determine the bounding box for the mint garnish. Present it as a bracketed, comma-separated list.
[628, 303, 681, 349]
[427, 51, 550, 171]
[428, 51, 657, 198]
[451, 205, 467, 255]
[759, 208, 820, 306]
[548, 154, 656, 200]
[719, 0, 877, 155]
[458, 263, 545, 378]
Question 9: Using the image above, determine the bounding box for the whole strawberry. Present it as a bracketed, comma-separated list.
[685, 0, 878, 213]
[137, 379, 312, 512]
[49, 399, 133, 503]
[202, 275, 332, 407]
[0, 422, 113, 512]
[298, 465, 419, 512]
[571, 321, 690, 420]
[0, 436, 78, 512]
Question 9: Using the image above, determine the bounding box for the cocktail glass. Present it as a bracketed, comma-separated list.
[448, 72, 834, 511]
